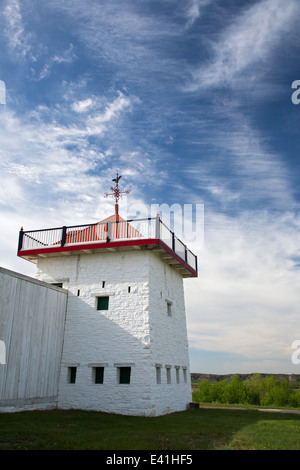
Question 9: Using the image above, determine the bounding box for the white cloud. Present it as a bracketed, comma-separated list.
[0, 174, 24, 206]
[185, 0, 213, 27]
[51, 44, 75, 65]
[91, 91, 135, 125]
[184, 98, 294, 211]
[3, 0, 33, 59]
[72, 98, 94, 113]
[47, 0, 183, 82]
[38, 44, 76, 80]
[188, 0, 300, 90]
[185, 209, 300, 373]
[0, 90, 138, 220]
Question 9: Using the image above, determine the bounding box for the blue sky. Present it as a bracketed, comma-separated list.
[1, 0, 300, 374]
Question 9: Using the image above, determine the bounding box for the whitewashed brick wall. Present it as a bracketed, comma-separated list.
[36, 249, 192, 416]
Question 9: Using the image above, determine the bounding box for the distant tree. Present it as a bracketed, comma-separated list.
[193, 379, 211, 403]
[192, 373, 300, 408]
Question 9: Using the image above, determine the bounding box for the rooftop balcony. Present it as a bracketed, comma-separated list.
[17, 216, 198, 278]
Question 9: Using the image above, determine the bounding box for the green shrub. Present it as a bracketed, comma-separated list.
[193, 379, 213, 403]
[192, 374, 300, 408]
[289, 388, 300, 408]
[210, 380, 228, 403]
[223, 375, 248, 404]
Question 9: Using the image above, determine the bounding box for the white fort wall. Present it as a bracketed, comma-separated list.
[36, 249, 192, 416]
[0, 267, 68, 412]
[148, 255, 192, 415]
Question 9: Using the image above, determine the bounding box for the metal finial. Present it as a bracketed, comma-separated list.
[104, 172, 130, 206]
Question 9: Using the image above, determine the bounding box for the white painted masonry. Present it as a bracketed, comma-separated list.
[36, 248, 192, 416]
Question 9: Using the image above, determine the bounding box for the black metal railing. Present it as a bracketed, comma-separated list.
[18, 217, 197, 272]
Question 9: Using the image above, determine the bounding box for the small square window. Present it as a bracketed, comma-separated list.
[119, 367, 131, 384]
[97, 296, 109, 310]
[68, 366, 77, 384]
[93, 367, 104, 384]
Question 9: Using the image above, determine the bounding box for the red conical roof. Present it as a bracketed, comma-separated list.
[63, 209, 142, 245]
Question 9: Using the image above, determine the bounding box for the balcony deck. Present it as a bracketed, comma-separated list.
[17, 216, 198, 278]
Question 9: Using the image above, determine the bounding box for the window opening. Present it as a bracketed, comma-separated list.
[166, 366, 171, 384]
[97, 296, 109, 310]
[93, 367, 104, 384]
[68, 367, 77, 384]
[52, 283, 63, 288]
[119, 367, 131, 384]
[156, 366, 161, 384]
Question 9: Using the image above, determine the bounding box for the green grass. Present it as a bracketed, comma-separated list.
[1, 407, 300, 450]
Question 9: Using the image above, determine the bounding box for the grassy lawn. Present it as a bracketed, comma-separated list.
[1, 407, 300, 450]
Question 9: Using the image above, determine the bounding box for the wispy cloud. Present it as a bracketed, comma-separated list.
[37, 43, 76, 80]
[184, 101, 294, 211]
[0, 90, 138, 217]
[71, 98, 94, 113]
[3, 0, 33, 59]
[184, 0, 213, 27]
[47, 0, 182, 79]
[186, 209, 300, 372]
[187, 0, 300, 90]
[89, 91, 136, 125]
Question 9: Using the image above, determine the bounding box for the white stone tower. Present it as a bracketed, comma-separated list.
[18, 174, 197, 416]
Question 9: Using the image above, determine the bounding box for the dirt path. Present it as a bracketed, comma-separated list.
[258, 408, 300, 415]
[199, 405, 300, 415]
[200, 405, 248, 410]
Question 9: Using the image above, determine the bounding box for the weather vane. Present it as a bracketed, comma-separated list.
[104, 172, 130, 214]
